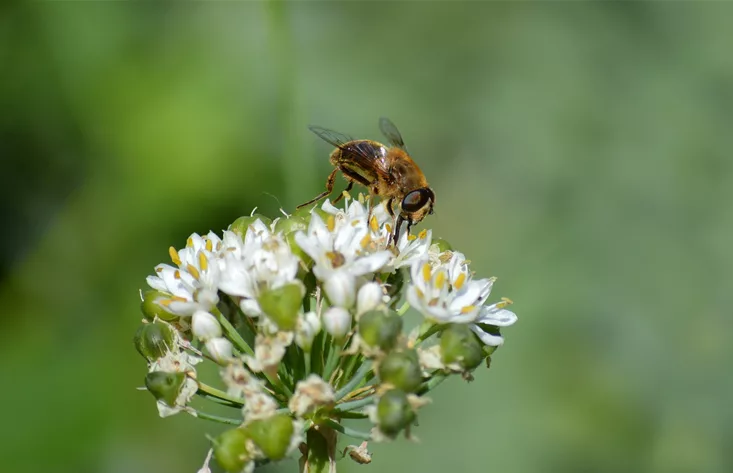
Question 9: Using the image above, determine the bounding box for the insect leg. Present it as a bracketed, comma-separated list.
[333, 181, 354, 203]
[390, 215, 405, 246]
[297, 168, 339, 209]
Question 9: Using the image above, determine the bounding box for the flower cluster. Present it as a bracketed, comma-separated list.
[134, 195, 517, 472]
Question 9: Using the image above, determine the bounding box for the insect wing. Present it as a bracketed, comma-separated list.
[378, 117, 406, 149]
[309, 125, 391, 179]
[308, 126, 355, 149]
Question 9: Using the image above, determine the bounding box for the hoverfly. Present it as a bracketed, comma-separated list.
[297, 118, 435, 244]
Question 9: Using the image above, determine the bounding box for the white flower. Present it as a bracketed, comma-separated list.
[295, 311, 322, 351]
[148, 351, 200, 418]
[294, 211, 391, 308]
[322, 306, 352, 339]
[191, 310, 221, 341]
[289, 374, 335, 417]
[205, 337, 234, 363]
[356, 282, 385, 315]
[245, 332, 294, 373]
[407, 252, 517, 346]
[388, 228, 433, 270]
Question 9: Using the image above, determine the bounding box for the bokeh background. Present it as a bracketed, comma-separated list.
[2, 2, 732, 473]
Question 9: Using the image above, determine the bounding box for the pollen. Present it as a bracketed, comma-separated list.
[186, 264, 200, 280]
[497, 297, 514, 308]
[461, 305, 476, 314]
[342, 190, 351, 201]
[174, 270, 181, 280]
[453, 273, 466, 290]
[360, 234, 372, 249]
[186, 236, 194, 248]
[418, 229, 428, 239]
[327, 215, 336, 232]
[205, 239, 213, 252]
[198, 252, 208, 271]
[169, 247, 181, 266]
[386, 223, 392, 234]
[435, 271, 446, 289]
[369, 215, 379, 232]
[422, 263, 432, 283]
[407, 234, 417, 241]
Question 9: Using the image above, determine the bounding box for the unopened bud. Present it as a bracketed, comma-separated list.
[376, 389, 416, 438]
[229, 215, 272, 237]
[134, 321, 175, 361]
[141, 290, 177, 321]
[206, 337, 234, 363]
[274, 215, 308, 235]
[440, 324, 483, 371]
[245, 413, 294, 461]
[191, 310, 221, 342]
[358, 310, 403, 351]
[295, 311, 321, 352]
[431, 238, 453, 254]
[145, 371, 186, 407]
[357, 282, 383, 315]
[323, 306, 352, 340]
[213, 428, 252, 473]
[323, 274, 356, 309]
[258, 283, 304, 331]
[378, 349, 423, 393]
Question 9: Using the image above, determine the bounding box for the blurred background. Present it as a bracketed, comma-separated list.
[2, 2, 732, 473]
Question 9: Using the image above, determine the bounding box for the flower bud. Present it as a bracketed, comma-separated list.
[213, 428, 252, 473]
[378, 349, 423, 393]
[431, 238, 453, 254]
[134, 321, 175, 361]
[296, 311, 321, 352]
[358, 310, 403, 351]
[145, 371, 186, 407]
[440, 324, 484, 371]
[323, 274, 356, 308]
[206, 337, 234, 363]
[322, 306, 352, 340]
[191, 310, 221, 342]
[141, 290, 177, 321]
[257, 283, 304, 331]
[292, 204, 329, 223]
[357, 282, 383, 315]
[274, 215, 308, 235]
[245, 413, 294, 461]
[376, 389, 416, 438]
[229, 215, 272, 237]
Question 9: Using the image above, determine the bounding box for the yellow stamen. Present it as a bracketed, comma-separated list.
[160, 295, 187, 306]
[155, 267, 163, 273]
[327, 215, 336, 232]
[428, 298, 439, 307]
[326, 251, 346, 268]
[407, 234, 417, 241]
[435, 271, 446, 289]
[187, 264, 200, 280]
[369, 215, 378, 232]
[461, 305, 476, 314]
[422, 263, 432, 283]
[360, 234, 372, 248]
[169, 247, 181, 266]
[386, 223, 392, 233]
[186, 236, 193, 248]
[415, 288, 424, 299]
[174, 270, 181, 280]
[342, 190, 351, 201]
[454, 273, 466, 290]
[497, 297, 514, 309]
[418, 229, 427, 239]
[198, 252, 208, 271]
[205, 239, 213, 252]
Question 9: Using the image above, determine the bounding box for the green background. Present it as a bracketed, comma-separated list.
[2, 3, 731, 473]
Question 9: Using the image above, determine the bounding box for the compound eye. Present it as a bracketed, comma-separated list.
[402, 189, 429, 213]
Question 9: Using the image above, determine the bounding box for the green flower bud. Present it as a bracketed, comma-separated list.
[274, 215, 308, 235]
[258, 283, 304, 331]
[145, 371, 186, 406]
[376, 389, 416, 438]
[286, 231, 312, 266]
[431, 238, 453, 254]
[141, 290, 177, 321]
[245, 413, 294, 461]
[291, 205, 329, 223]
[358, 310, 403, 351]
[213, 428, 252, 473]
[134, 321, 175, 361]
[378, 349, 423, 393]
[440, 324, 484, 371]
[229, 215, 272, 237]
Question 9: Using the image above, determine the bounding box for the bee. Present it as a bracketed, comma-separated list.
[298, 117, 435, 244]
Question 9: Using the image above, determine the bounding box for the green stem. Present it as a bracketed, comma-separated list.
[396, 301, 411, 316]
[334, 361, 372, 401]
[321, 418, 372, 441]
[197, 382, 245, 407]
[418, 372, 449, 395]
[211, 307, 254, 357]
[190, 409, 242, 426]
[334, 396, 374, 412]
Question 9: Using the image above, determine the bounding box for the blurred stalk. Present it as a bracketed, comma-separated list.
[267, 0, 312, 209]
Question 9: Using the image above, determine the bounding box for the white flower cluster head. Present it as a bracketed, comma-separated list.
[135, 195, 517, 472]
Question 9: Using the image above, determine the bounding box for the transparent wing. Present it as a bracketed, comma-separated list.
[308, 126, 355, 149]
[378, 117, 406, 149]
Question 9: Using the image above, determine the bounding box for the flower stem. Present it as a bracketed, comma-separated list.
[396, 301, 411, 316]
[211, 307, 254, 357]
[418, 372, 449, 395]
[321, 418, 371, 441]
[189, 409, 242, 426]
[334, 396, 374, 412]
[334, 361, 372, 401]
[196, 382, 245, 407]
